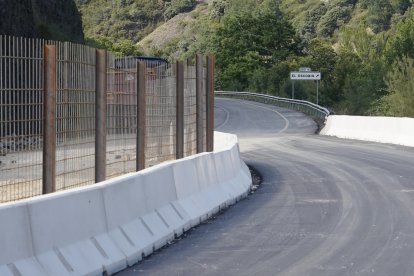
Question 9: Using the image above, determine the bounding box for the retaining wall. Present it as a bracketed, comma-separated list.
[320, 115, 414, 147]
[0, 132, 251, 276]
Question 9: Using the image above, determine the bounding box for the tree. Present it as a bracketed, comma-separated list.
[303, 40, 337, 105]
[390, 0, 411, 14]
[332, 27, 388, 115]
[301, 3, 327, 41]
[385, 8, 414, 62]
[337, 59, 387, 115]
[214, 9, 300, 90]
[317, 5, 352, 38]
[377, 57, 414, 117]
[86, 36, 142, 56]
[211, 0, 229, 18]
[164, 0, 196, 20]
[365, 0, 394, 33]
[337, 26, 386, 62]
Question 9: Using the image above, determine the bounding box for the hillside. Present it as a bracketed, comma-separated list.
[280, 0, 411, 39]
[17, 0, 410, 62]
[75, 0, 198, 54]
[134, 0, 413, 59]
[76, 0, 414, 117]
[137, 3, 212, 59]
[0, 0, 84, 42]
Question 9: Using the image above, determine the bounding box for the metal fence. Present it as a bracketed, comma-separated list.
[106, 54, 137, 179]
[55, 41, 96, 191]
[215, 91, 330, 125]
[184, 59, 197, 156]
[0, 35, 215, 203]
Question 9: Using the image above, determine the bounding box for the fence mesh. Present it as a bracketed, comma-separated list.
[106, 54, 137, 178]
[202, 60, 207, 152]
[145, 61, 176, 167]
[184, 59, 197, 157]
[55, 41, 96, 190]
[0, 36, 44, 202]
[0, 35, 211, 203]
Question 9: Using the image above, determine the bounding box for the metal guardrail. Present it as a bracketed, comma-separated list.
[215, 91, 331, 120]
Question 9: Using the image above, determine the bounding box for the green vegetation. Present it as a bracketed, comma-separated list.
[207, 0, 414, 116]
[214, 7, 300, 90]
[77, 0, 414, 117]
[137, 4, 214, 60]
[75, 0, 184, 55]
[376, 57, 414, 117]
[164, 0, 197, 20]
[85, 36, 143, 56]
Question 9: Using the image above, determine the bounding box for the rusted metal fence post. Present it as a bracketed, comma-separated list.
[43, 45, 57, 194]
[196, 54, 204, 153]
[176, 61, 184, 159]
[206, 55, 215, 152]
[95, 49, 107, 182]
[136, 61, 146, 170]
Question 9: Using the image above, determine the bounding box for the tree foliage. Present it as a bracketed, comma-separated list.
[164, 0, 196, 20]
[365, 0, 394, 33]
[86, 36, 143, 56]
[213, 9, 299, 90]
[301, 3, 327, 41]
[77, 0, 197, 45]
[76, 0, 414, 117]
[317, 5, 352, 38]
[208, 1, 414, 117]
[376, 57, 414, 117]
[210, 0, 229, 18]
[385, 9, 414, 62]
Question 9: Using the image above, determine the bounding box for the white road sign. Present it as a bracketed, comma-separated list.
[290, 71, 321, 80]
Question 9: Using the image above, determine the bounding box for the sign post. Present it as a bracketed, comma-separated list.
[290, 69, 321, 103]
[316, 80, 319, 105]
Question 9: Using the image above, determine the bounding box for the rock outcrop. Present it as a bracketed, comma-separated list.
[0, 0, 84, 42]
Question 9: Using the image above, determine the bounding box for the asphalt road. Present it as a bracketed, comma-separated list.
[118, 98, 414, 276]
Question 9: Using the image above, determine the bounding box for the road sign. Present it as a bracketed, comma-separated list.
[290, 71, 322, 104]
[290, 71, 321, 80]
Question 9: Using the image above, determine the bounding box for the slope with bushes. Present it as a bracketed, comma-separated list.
[77, 0, 414, 116]
[75, 0, 198, 55]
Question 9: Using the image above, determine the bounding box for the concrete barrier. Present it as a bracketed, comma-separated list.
[320, 115, 414, 147]
[0, 132, 251, 275]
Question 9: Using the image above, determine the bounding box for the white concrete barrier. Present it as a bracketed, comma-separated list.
[0, 132, 251, 275]
[320, 115, 414, 147]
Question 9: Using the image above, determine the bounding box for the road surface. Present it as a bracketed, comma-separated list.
[118, 98, 414, 276]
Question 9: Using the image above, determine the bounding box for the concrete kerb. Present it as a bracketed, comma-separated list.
[101, 173, 149, 266]
[399, 118, 414, 146]
[0, 132, 252, 275]
[28, 187, 113, 275]
[0, 201, 38, 274]
[171, 155, 206, 228]
[321, 115, 414, 147]
[213, 149, 239, 203]
[194, 153, 228, 213]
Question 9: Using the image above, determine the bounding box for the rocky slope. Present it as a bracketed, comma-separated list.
[0, 0, 84, 42]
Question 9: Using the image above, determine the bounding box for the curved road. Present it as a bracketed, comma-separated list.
[119, 98, 414, 275]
